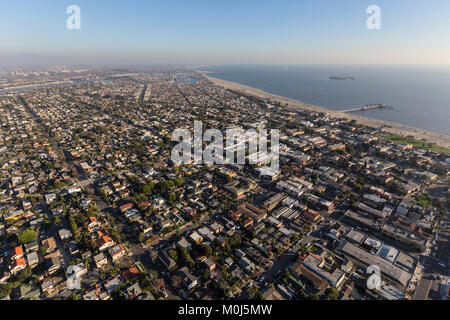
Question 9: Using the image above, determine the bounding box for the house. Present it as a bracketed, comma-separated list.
[46, 257, 62, 275]
[203, 258, 216, 271]
[22, 200, 32, 211]
[58, 229, 72, 241]
[94, 252, 108, 269]
[267, 216, 283, 228]
[229, 209, 241, 221]
[216, 236, 227, 248]
[179, 267, 198, 291]
[0, 266, 11, 284]
[83, 290, 99, 300]
[239, 256, 256, 273]
[153, 278, 166, 293]
[41, 237, 57, 254]
[44, 193, 56, 204]
[9, 246, 24, 260]
[122, 266, 141, 282]
[40, 278, 55, 294]
[242, 217, 254, 228]
[119, 203, 133, 213]
[97, 235, 115, 252]
[26, 251, 39, 267]
[24, 241, 39, 253]
[67, 242, 80, 256]
[198, 227, 212, 238]
[304, 209, 321, 222]
[224, 257, 234, 269]
[136, 219, 152, 235]
[87, 216, 100, 228]
[80, 198, 91, 210]
[15, 285, 41, 300]
[210, 221, 224, 234]
[138, 201, 151, 210]
[396, 198, 412, 216]
[230, 265, 245, 280]
[109, 245, 127, 262]
[97, 290, 110, 300]
[124, 282, 142, 300]
[177, 237, 192, 251]
[66, 185, 82, 195]
[205, 227, 217, 241]
[10, 257, 27, 274]
[50, 208, 64, 219]
[189, 231, 203, 244]
[159, 250, 177, 271]
[104, 277, 122, 294]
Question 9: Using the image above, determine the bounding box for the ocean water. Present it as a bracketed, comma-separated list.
[199, 65, 450, 136]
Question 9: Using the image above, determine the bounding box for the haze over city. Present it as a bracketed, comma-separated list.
[1, 0, 450, 66]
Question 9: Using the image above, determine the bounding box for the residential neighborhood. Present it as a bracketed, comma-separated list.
[0, 67, 449, 301]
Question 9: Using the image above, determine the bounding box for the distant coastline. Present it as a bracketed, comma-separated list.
[330, 76, 355, 80]
[196, 70, 450, 149]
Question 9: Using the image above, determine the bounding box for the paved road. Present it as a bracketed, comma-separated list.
[414, 209, 449, 300]
[258, 253, 297, 288]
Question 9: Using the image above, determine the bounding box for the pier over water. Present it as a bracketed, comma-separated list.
[340, 104, 394, 113]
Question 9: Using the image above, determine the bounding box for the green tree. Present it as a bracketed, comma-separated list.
[18, 228, 37, 244]
[168, 193, 177, 204]
[166, 180, 175, 190]
[168, 249, 178, 261]
[53, 181, 66, 189]
[15, 268, 32, 283]
[69, 215, 78, 235]
[202, 270, 211, 282]
[70, 293, 82, 300]
[247, 285, 259, 299]
[0, 283, 12, 299]
[139, 276, 153, 292]
[173, 178, 184, 187]
[325, 287, 339, 300]
[141, 184, 154, 195]
[228, 234, 241, 247]
[202, 244, 213, 257]
[310, 293, 320, 300]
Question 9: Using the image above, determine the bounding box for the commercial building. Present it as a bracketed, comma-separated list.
[238, 202, 268, 223]
[336, 241, 412, 289]
[380, 223, 428, 251]
[293, 253, 346, 289]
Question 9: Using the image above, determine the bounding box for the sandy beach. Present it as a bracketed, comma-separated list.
[197, 70, 450, 149]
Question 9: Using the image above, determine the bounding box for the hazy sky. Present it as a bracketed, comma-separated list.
[1, 0, 450, 66]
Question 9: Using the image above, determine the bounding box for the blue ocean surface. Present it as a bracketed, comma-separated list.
[199, 65, 450, 136]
